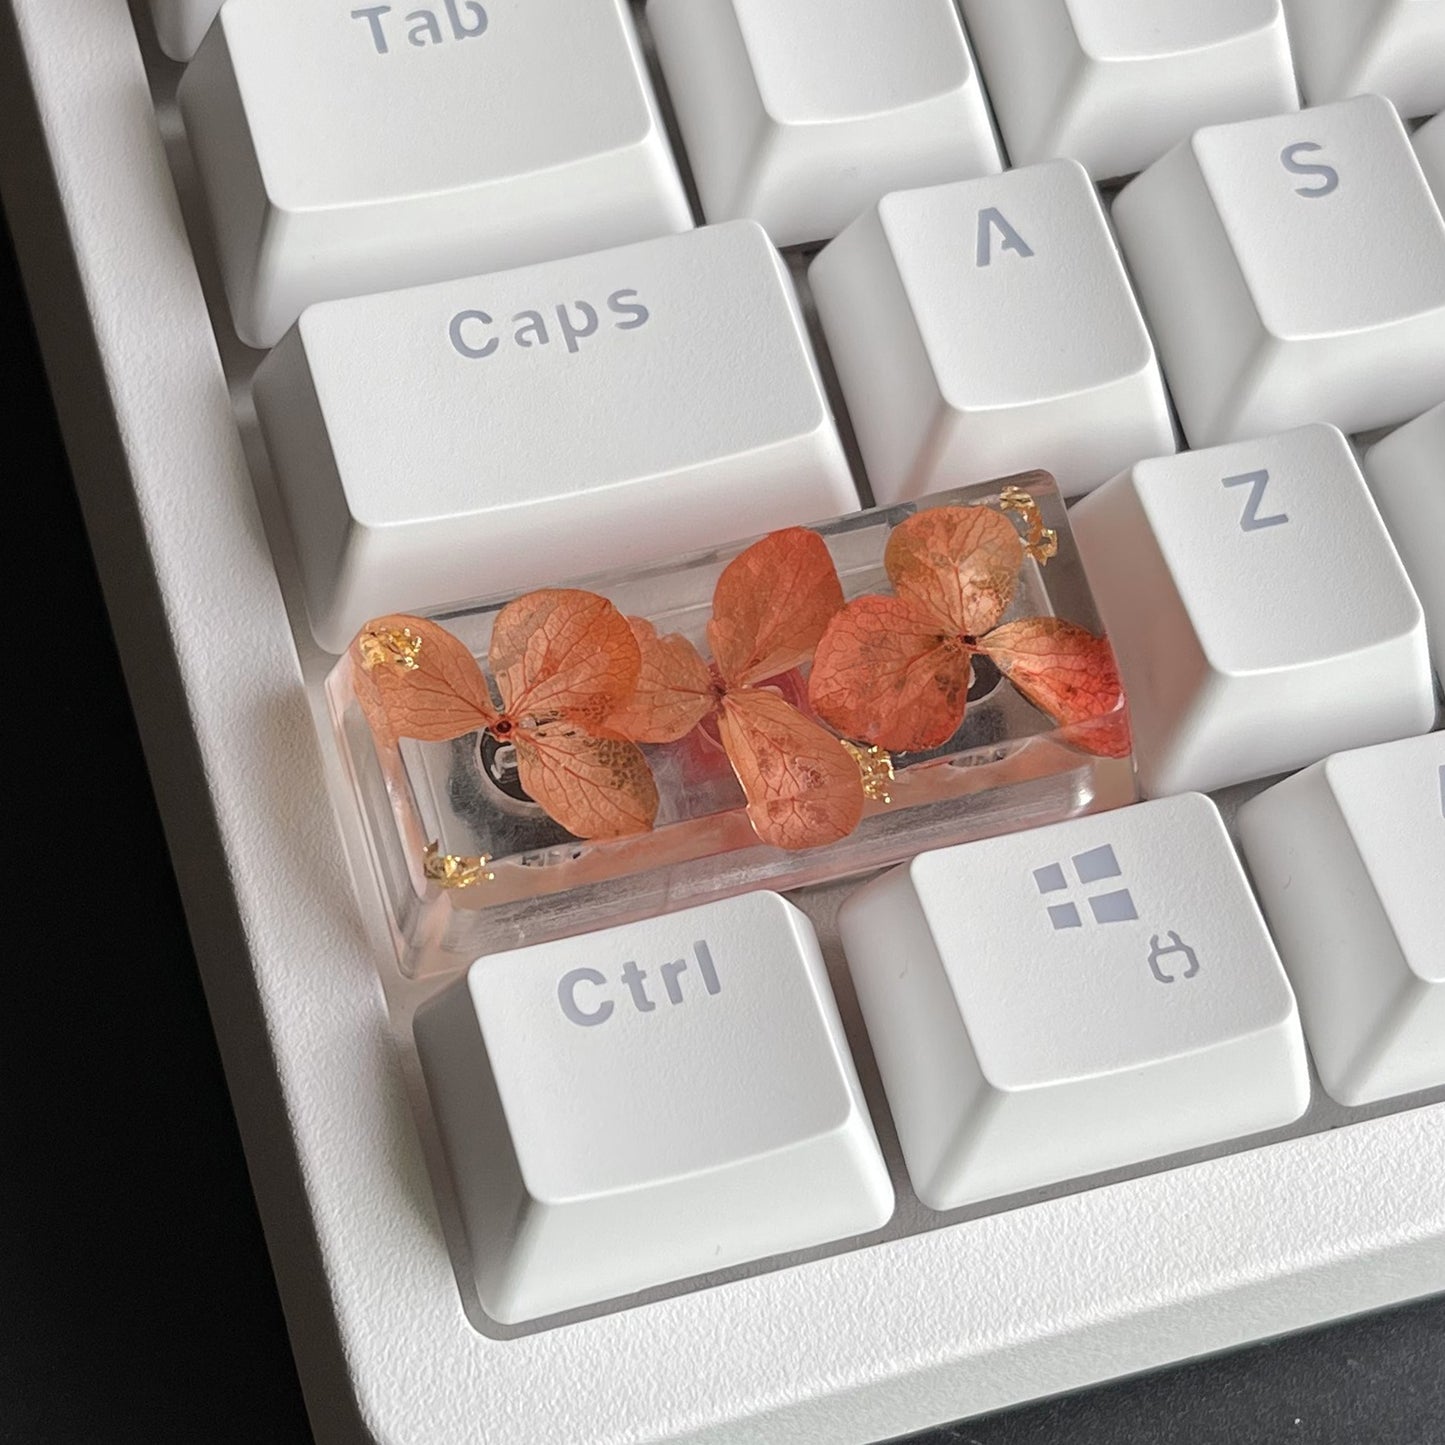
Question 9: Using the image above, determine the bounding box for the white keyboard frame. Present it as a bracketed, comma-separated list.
[3, 2, 1442, 1442]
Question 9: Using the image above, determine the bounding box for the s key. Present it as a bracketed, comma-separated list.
[1113, 96, 1445, 447]
[178, 0, 692, 348]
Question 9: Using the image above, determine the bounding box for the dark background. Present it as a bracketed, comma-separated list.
[0, 207, 1441, 1445]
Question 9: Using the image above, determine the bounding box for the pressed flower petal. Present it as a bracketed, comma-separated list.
[718, 687, 865, 850]
[885, 505, 1024, 637]
[351, 614, 499, 743]
[489, 588, 641, 727]
[981, 617, 1133, 759]
[514, 726, 659, 838]
[602, 618, 715, 744]
[808, 594, 972, 752]
[706, 527, 845, 688]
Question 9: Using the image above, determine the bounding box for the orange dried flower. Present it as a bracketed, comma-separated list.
[604, 528, 865, 850]
[808, 505, 1130, 757]
[352, 590, 658, 840]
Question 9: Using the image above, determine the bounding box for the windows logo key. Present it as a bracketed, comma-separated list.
[1034, 845, 1138, 930]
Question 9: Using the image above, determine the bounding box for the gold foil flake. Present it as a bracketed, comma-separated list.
[423, 840, 494, 889]
[359, 626, 423, 672]
[998, 486, 1058, 565]
[843, 741, 895, 804]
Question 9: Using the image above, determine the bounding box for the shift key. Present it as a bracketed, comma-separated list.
[253, 221, 858, 652]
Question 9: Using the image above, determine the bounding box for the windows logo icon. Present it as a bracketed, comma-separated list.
[1034, 844, 1138, 930]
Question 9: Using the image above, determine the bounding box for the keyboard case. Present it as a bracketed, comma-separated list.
[2, 2, 1441, 1442]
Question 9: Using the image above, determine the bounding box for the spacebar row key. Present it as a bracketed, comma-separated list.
[253, 221, 858, 652]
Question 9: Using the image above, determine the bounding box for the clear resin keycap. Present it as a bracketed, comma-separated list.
[327, 474, 1136, 974]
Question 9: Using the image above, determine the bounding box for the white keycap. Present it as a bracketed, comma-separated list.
[1070, 425, 1436, 798]
[1283, 0, 1445, 118]
[414, 891, 893, 1324]
[840, 794, 1308, 1211]
[960, 0, 1298, 180]
[253, 222, 856, 653]
[1238, 734, 1445, 1105]
[1366, 403, 1445, 684]
[809, 161, 1174, 502]
[1415, 111, 1445, 206]
[1113, 96, 1445, 448]
[177, 0, 692, 348]
[149, 0, 220, 60]
[647, 0, 1001, 246]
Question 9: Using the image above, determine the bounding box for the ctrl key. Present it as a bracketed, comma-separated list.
[415, 892, 892, 1324]
[840, 795, 1309, 1211]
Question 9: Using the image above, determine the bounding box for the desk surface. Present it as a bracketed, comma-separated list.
[1, 210, 1440, 1445]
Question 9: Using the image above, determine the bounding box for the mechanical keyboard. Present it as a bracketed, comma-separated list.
[1, 2, 1442, 1442]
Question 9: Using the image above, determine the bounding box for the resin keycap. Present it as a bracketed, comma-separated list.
[327, 478, 1135, 975]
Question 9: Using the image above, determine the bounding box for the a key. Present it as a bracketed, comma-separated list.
[1415, 111, 1445, 206]
[1112, 96, 1445, 448]
[647, 0, 1001, 247]
[148, 0, 220, 60]
[839, 794, 1309, 1211]
[809, 160, 1174, 502]
[177, 0, 692, 348]
[1283, 0, 1445, 118]
[1238, 734, 1445, 1105]
[1070, 424, 1436, 798]
[1366, 403, 1445, 685]
[959, 0, 1298, 181]
[414, 891, 893, 1323]
[252, 221, 857, 652]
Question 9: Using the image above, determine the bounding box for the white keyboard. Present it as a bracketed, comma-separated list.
[2, 1, 1443, 1442]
